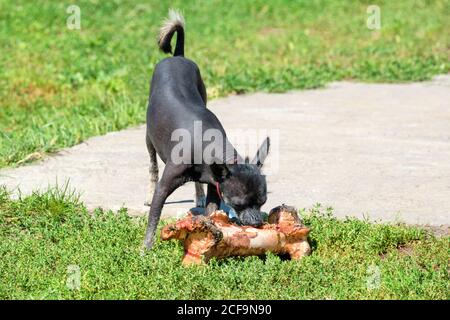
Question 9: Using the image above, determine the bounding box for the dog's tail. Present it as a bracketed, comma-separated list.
[158, 9, 185, 57]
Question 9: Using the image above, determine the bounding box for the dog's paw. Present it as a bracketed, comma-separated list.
[145, 192, 155, 207]
[144, 200, 152, 207]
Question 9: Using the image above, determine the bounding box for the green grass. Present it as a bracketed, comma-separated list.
[0, 186, 448, 300]
[0, 0, 449, 168]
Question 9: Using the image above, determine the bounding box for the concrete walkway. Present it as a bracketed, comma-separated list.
[1, 75, 449, 227]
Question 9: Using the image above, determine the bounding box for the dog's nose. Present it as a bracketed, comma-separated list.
[239, 209, 264, 227]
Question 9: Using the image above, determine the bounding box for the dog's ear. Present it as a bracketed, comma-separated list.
[251, 136, 270, 169]
[210, 162, 230, 182]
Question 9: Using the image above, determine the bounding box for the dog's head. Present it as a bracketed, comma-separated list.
[211, 137, 270, 227]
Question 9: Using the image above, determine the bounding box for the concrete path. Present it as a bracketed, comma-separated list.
[1, 75, 449, 227]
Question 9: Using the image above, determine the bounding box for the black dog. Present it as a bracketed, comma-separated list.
[144, 10, 270, 250]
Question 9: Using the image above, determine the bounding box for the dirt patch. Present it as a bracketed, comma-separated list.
[419, 225, 450, 238]
[258, 27, 284, 36]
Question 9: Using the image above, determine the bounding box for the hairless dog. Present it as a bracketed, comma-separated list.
[144, 10, 270, 250]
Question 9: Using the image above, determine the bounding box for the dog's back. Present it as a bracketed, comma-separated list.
[149, 56, 205, 109]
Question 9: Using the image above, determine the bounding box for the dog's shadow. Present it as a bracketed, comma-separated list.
[164, 199, 194, 205]
[187, 201, 238, 219]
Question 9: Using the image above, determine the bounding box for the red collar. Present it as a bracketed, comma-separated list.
[215, 182, 223, 200]
[215, 157, 238, 200]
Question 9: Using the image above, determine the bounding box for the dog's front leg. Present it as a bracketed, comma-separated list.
[143, 164, 187, 250]
[205, 183, 221, 215]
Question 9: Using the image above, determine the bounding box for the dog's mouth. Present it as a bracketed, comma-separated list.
[237, 208, 264, 227]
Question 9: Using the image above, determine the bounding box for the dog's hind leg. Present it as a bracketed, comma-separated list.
[145, 134, 159, 206]
[195, 182, 206, 207]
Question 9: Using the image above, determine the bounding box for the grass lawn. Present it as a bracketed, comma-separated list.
[0, 0, 449, 168]
[0, 186, 448, 300]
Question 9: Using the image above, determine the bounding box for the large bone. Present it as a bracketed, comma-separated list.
[161, 205, 311, 265]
